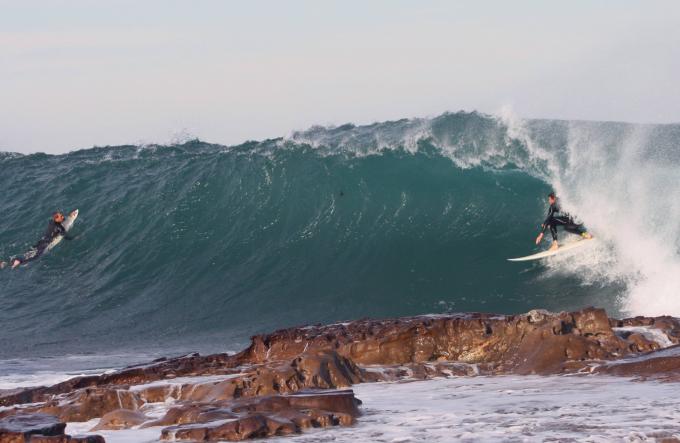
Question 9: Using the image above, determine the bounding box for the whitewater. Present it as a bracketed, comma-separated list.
[1, 110, 680, 361]
[1, 376, 657, 442]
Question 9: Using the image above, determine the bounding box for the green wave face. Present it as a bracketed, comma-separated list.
[2, 112, 679, 358]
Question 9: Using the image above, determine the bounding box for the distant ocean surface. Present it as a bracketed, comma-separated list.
[2, 111, 680, 363]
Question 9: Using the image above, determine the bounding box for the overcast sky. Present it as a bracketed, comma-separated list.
[1, 1, 679, 154]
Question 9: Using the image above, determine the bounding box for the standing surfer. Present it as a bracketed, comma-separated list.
[535, 192, 592, 251]
[1, 211, 75, 269]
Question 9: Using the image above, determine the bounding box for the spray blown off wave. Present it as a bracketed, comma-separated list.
[1, 111, 679, 358]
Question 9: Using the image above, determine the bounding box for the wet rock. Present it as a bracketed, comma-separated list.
[159, 390, 359, 441]
[235, 351, 362, 398]
[244, 307, 632, 375]
[28, 437, 105, 443]
[625, 332, 661, 353]
[0, 353, 236, 407]
[360, 360, 480, 382]
[286, 390, 361, 417]
[0, 413, 65, 442]
[612, 316, 680, 345]
[39, 388, 142, 422]
[174, 350, 362, 404]
[91, 409, 148, 431]
[593, 347, 680, 380]
[162, 414, 270, 442]
[141, 405, 237, 428]
[0, 413, 103, 443]
[67, 437, 106, 443]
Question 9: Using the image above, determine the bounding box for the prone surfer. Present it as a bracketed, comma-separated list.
[535, 192, 592, 251]
[1, 211, 75, 269]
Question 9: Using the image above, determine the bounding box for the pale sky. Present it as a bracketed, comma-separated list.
[1, 1, 679, 154]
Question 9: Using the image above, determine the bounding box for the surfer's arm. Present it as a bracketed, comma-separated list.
[58, 226, 75, 240]
[535, 232, 544, 245]
[51, 221, 77, 240]
[536, 206, 554, 244]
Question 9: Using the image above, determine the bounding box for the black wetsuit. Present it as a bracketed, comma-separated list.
[16, 220, 70, 264]
[541, 200, 586, 241]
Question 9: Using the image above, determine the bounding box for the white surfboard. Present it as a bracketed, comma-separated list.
[45, 209, 79, 252]
[508, 237, 594, 262]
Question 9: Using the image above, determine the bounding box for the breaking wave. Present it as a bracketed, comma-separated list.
[1, 111, 679, 358]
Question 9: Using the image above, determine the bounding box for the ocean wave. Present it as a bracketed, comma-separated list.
[1, 111, 679, 358]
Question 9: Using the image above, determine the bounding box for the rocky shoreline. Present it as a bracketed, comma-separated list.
[1, 307, 679, 442]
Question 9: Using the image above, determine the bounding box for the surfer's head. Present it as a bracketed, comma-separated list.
[548, 192, 556, 204]
[53, 212, 65, 223]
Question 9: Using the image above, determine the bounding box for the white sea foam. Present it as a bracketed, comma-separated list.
[0, 366, 111, 390]
[549, 126, 680, 316]
[67, 420, 162, 443]
[271, 375, 680, 442]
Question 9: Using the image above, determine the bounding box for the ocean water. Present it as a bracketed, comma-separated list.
[2, 111, 680, 363]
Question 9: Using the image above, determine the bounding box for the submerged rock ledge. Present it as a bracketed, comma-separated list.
[1, 307, 679, 442]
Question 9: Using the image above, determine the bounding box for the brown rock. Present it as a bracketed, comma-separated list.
[162, 414, 286, 442]
[174, 351, 363, 404]
[157, 390, 360, 441]
[625, 332, 661, 353]
[243, 307, 632, 375]
[594, 348, 680, 380]
[142, 405, 237, 428]
[264, 416, 298, 436]
[39, 388, 141, 422]
[270, 409, 313, 428]
[611, 316, 680, 345]
[307, 409, 355, 427]
[135, 384, 178, 404]
[68, 437, 106, 443]
[207, 415, 268, 441]
[0, 353, 236, 408]
[0, 414, 65, 443]
[29, 436, 105, 443]
[162, 415, 270, 442]
[161, 424, 207, 442]
[91, 409, 148, 431]
[23, 436, 69, 443]
[286, 390, 361, 417]
[571, 308, 613, 336]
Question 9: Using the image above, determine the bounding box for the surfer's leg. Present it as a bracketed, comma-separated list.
[549, 222, 558, 241]
[0, 261, 5, 269]
[29, 247, 46, 262]
[18, 247, 45, 265]
[548, 222, 559, 250]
